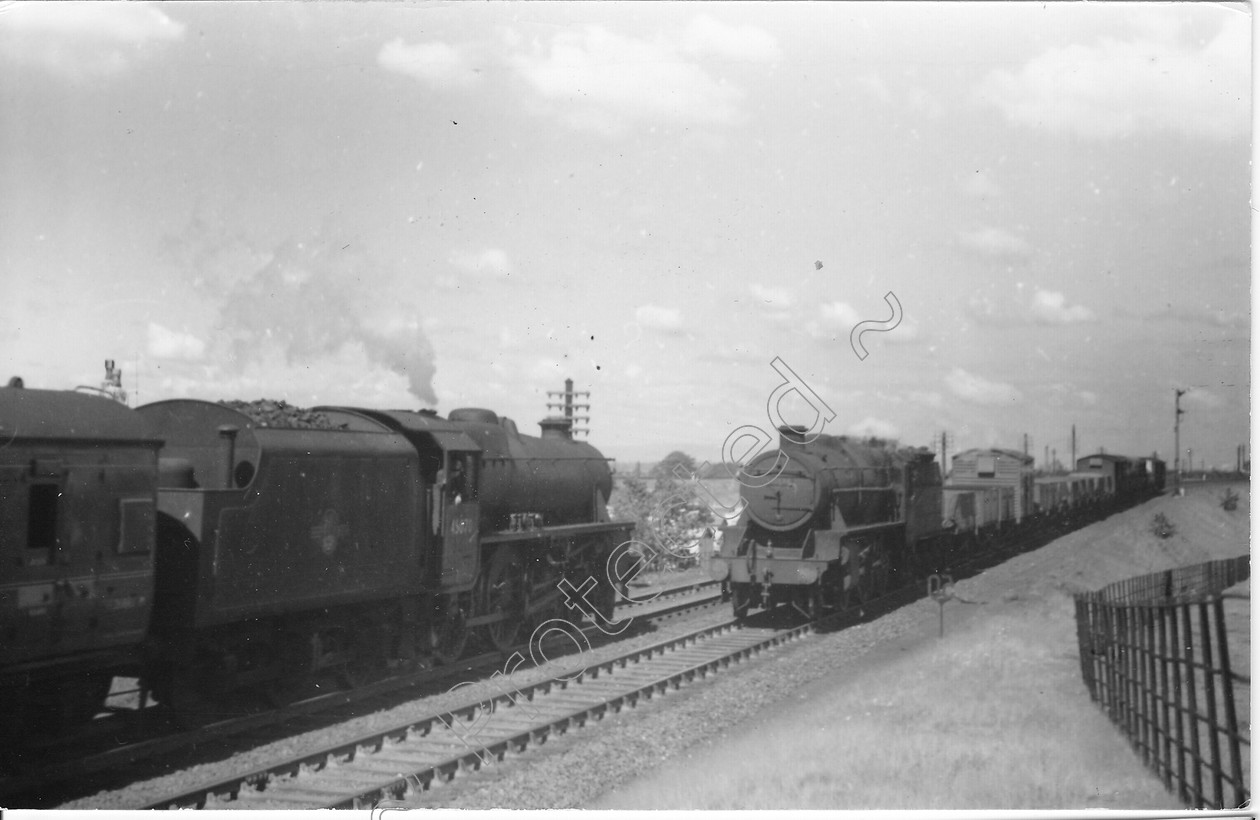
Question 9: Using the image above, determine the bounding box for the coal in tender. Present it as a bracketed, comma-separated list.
[218, 399, 347, 429]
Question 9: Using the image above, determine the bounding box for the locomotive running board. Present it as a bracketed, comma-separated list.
[481, 521, 635, 544]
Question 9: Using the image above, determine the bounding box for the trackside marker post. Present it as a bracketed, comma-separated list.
[928, 574, 954, 638]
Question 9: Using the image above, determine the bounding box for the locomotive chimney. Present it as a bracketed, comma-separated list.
[217, 425, 239, 488]
[778, 424, 809, 449]
[539, 416, 573, 441]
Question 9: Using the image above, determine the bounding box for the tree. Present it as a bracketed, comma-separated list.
[651, 450, 697, 480]
[609, 451, 718, 572]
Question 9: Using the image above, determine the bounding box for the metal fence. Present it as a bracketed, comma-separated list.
[1074, 556, 1250, 809]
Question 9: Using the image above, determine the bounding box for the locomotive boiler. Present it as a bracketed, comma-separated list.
[709, 426, 948, 617]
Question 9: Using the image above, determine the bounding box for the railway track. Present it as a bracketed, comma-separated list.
[3, 579, 723, 808]
[138, 578, 924, 811]
[143, 619, 806, 809]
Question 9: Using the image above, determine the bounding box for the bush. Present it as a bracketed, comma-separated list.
[608, 452, 718, 571]
[1150, 512, 1176, 539]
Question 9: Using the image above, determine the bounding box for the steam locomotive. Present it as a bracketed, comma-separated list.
[709, 426, 1165, 618]
[0, 383, 630, 739]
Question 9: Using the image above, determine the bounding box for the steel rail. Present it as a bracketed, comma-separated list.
[140, 583, 906, 810]
[2, 581, 723, 807]
[140, 619, 804, 809]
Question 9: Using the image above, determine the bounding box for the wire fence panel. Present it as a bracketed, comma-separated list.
[1074, 555, 1250, 809]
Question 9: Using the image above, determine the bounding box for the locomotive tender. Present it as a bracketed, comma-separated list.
[0, 384, 631, 739]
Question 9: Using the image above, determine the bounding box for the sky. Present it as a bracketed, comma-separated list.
[0, 1, 1251, 470]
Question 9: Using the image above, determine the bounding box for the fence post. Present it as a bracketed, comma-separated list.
[1180, 604, 1205, 806]
[1212, 597, 1246, 809]
[1143, 605, 1158, 773]
[1156, 603, 1173, 791]
[1169, 602, 1189, 804]
[1196, 601, 1224, 808]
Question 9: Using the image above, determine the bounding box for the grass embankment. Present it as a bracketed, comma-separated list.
[597, 482, 1250, 809]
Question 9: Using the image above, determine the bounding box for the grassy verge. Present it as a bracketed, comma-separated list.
[601, 597, 1176, 809]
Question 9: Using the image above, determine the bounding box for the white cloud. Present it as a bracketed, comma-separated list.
[853, 74, 893, 104]
[448, 248, 513, 278]
[1, 4, 185, 78]
[1183, 389, 1226, 409]
[819, 301, 862, 329]
[635, 304, 684, 332]
[945, 368, 1022, 406]
[680, 15, 782, 63]
[1118, 304, 1249, 330]
[378, 39, 480, 89]
[507, 25, 746, 134]
[147, 323, 206, 361]
[967, 287, 1095, 328]
[962, 170, 1003, 199]
[749, 284, 793, 310]
[976, 18, 1249, 141]
[908, 391, 944, 409]
[956, 226, 1031, 260]
[528, 357, 564, 381]
[846, 416, 900, 439]
[1031, 289, 1095, 324]
[1040, 382, 1099, 408]
[379, 17, 777, 136]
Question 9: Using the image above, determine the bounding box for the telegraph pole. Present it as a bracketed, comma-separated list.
[1174, 388, 1187, 495]
[546, 378, 591, 437]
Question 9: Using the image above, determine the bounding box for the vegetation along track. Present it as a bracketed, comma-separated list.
[4, 580, 723, 808]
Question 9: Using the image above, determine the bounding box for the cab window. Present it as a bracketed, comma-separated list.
[28, 483, 59, 559]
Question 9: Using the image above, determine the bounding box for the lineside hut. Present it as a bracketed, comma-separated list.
[945, 448, 1035, 523]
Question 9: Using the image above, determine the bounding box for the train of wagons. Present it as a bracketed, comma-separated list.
[0, 380, 632, 741]
[709, 425, 1166, 618]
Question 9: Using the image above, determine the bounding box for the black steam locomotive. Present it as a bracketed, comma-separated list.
[0, 384, 630, 739]
[710, 426, 947, 618]
[710, 426, 1166, 618]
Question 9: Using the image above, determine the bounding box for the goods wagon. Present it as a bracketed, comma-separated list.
[946, 448, 1035, 523]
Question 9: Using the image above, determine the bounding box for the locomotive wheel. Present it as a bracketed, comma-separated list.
[731, 583, 754, 619]
[431, 607, 468, 665]
[480, 550, 526, 651]
[263, 635, 312, 708]
[850, 546, 878, 606]
[805, 584, 825, 620]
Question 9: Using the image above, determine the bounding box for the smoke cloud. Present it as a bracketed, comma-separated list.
[216, 237, 438, 404]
